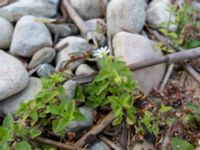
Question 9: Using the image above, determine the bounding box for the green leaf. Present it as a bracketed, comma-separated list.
[94, 70, 111, 82]
[112, 112, 123, 125]
[0, 142, 10, 150]
[0, 127, 12, 141]
[3, 113, 14, 132]
[96, 82, 109, 95]
[48, 105, 61, 116]
[14, 141, 32, 150]
[159, 105, 172, 114]
[52, 119, 68, 133]
[121, 93, 132, 109]
[172, 138, 195, 150]
[73, 112, 86, 122]
[29, 127, 41, 138]
[30, 110, 38, 126]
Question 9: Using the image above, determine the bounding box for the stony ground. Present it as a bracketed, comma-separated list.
[0, 0, 199, 149]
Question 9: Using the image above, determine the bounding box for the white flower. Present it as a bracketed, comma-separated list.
[93, 46, 110, 58]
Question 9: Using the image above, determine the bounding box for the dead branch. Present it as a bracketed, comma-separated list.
[128, 47, 200, 71]
[75, 112, 115, 148]
[62, 0, 98, 46]
[98, 135, 123, 150]
[31, 137, 82, 150]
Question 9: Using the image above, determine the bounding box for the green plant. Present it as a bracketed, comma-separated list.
[83, 50, 137, 125]
[172, 137, 195, 150]
[137, 105, 173, 136]
[158, 1, 200, 51]
[0, 73, 85, 149]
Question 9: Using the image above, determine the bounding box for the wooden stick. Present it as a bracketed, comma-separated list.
[98, 135, 123, 150]
[31, 137, 81, 150]
[62, 0, 98, 46]
[75, 112, 115, 147]
[128, 47, 200, 71]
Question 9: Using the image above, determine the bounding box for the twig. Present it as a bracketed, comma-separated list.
[128, 47, 200, 71]
[62, 0, 98, 46]
[98, 135, 123, 150]
[75, 112, 115, 147]
[159, 64, 175, 91]
[119, 120, 128, 150]
[31, 137, 81, 150]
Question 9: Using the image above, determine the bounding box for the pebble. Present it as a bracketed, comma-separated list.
[0, 50, 29, 101]
[107, 0, 146, 38]
[0, 17, 14, 50]
[10, 15, 53, 58]
[75, 64, 96, 76]
[89, 142, 110, 150]
[69, 0, 108, 19]
[55, 36, 92, 71]
[0, 77, 42, 114]
[67, 106, 94, 132]
[63, 80, 77, 100]
[0, 0, 59, 22]
[36, 64, 55, 77]
[28, 47, 56, 69]
[113, 32, 166, 95]
[147, 0, 177, 31]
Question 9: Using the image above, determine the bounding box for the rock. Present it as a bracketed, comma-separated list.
[46, 23, 79, 39]
[63, 80, 77, 100]
[193, 1, 200, 11]
[0, 50, 29, 101]
[89, 142, 110, 150]
[69, 0, 108, 20]
[36, 64, 55, 77]
[10, 15, 53, 58]
[132, 141, 154, 150]
[85, 18, 106, 34]
[0, 17, 14, 50]
[55, 36, 92, 71]
[107, 0, 146, 38]
[67, 106, 94, 132]
[113, 32, 166, 95]
[0, 77, 42, 114]
[0, 0, 59, 22]
[29, 47, 56, 69]
[75, 64, 96, 76]
[147, 0, 177, 31]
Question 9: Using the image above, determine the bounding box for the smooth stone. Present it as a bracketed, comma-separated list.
[28, 47, 56, 69]
[69, 0, 108, 19]
[46, 23, 79, 39]
[0, 17, 14, 50]
[113, 32, 166, 95]
[193, 1, 200, 11]
[85, 18, 106, 34]
[0, 50, 29, 101]
[10, 15, 53, 58]
[55, 36, 92, 71]
[67, 106, 94, 132]
[36, 64, 55, 77]
[0, 0, 59, 22]
[63, 80, 77, 100]
[107, 0, 146, 38]
[75, 64, 96, 76]
[0, 77, 42, 114]
[89, 142, 110, 150]
[147, 0, 177, 31]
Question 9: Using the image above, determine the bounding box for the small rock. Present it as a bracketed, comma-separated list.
[69, 0, 108, 19]
[113, 32, 166, 95]
[0, 17, 14, 50]
[89, 142, 110, 150]
[193, 1, 200, 11]
[29, 47, 56, 69]
[0, 77, 42, 114]
[132, 140, 154, 150]
[0, 50, 29, 101]
[107, 0, 146, 38]
[67, 106, 94, 132]
[85, 18, 106, 34]
[0, 0, 59, 22]
[36, 64, 55, 77]
[63, 80, 77, 100]
[47, 23, 79, 39]
[10, 15, 53, 58]
[55, 36, 92, 71]
[147, 0, 177, 31]
[75, 64, 96, 76]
